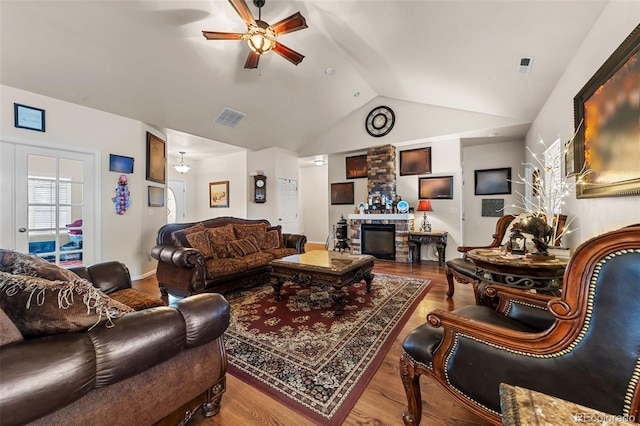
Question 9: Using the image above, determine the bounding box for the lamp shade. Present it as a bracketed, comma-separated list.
[417, 200, 433, 212]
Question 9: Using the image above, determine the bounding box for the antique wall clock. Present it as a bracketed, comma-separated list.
[254, 174, 267, 203]
[365, 106, 395, 137]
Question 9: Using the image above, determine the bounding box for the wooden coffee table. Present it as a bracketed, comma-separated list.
[269, 250, 375, 316]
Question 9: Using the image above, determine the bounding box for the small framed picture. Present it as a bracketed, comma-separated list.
[346, 155, 367, 179]
[14, 103, 45, 132]
[146, 132, 166, 184]
[564, 139, 578, 177]
[148, 186, 165, 207]
[210, 181, 229, 208]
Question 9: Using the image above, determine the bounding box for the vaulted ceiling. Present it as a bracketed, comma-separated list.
[0, 1, 608, 160]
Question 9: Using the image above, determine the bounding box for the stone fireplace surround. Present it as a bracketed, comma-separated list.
[348, 214, 415, 263]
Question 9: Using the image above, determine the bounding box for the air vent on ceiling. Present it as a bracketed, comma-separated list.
[213, 107, 246, 128]
[518, 57, 534, 74]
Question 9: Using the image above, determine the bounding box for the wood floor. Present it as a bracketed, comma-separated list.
[134, 259, 493, 426]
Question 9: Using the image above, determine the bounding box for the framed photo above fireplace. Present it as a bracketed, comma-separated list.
[331, 182, 355, 205]
[418, 176, 453, 199]
[474, 168, 511, 195]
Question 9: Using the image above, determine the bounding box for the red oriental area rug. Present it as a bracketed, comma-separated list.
[223, 273, 432, 425]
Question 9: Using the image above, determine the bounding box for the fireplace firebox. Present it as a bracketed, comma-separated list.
[361, 224, 395, 260]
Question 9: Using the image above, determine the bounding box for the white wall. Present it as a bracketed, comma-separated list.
[195, 151, 248, 221]
[247, 147, 299, 226]
[0, 85, 165, 278]
[299, 163, 329, 244]
[525, 3, 640, 249]
[462, 140, 525, 246]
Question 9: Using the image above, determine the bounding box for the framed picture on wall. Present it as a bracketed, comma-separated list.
[418, 176, 453, 199]
[146, 132, 166, 184]
[400, 147, 431, 176]
[209, 181, 229, 208]
[148, 186, 165, 207]
[474, 168, 511, 195]
[345, 155, 367, 179]
[331, 182, 355, 205]
[14, 103, 45, 132]
[574, 25, 640, 198]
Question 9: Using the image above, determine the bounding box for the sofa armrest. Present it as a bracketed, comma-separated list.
[176, 293, 230, 348]
[283, 233, 307, 253]
[151, 245, 204, 267]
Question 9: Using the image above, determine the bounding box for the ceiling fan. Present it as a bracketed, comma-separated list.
[203, 0, 308, 69]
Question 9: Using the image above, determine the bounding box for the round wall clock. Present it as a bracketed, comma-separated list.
[365, 106, 395, 137]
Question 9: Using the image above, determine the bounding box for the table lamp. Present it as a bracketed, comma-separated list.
[417, 200, 433, 232]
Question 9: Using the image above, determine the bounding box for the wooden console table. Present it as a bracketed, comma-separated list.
[408, 231, 448, 266]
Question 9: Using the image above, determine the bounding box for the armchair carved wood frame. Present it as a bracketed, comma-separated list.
[400, 225, 640, 425]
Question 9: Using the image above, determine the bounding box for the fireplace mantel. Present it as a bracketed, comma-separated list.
[348, 213, 415, 220]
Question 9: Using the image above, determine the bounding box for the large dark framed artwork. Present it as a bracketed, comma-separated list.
[574, 24, 640, 198]
[399, 147, 431, 176]
[418, 176, 453, 199]
[146, 132, 166, 184]
[331, 182, 355, 205]
[474, 168, 511, 195]
[345, 155, 367, 179]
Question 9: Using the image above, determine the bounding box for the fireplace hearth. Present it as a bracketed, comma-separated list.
[361, 224, 395, 260]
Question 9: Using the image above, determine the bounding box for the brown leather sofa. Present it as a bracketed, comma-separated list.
[151, 217, 307, 300]
[0, 260, 230, 425]
[400, 225, 640, 425]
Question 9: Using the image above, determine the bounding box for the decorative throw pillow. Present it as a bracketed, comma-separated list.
[234, 223, 268, 253]
[0, 249, 79, 282]
[171, 223, 206, 247]
[208, 224, 237, 259]
[267, 225, 284, 248]
[261, 228, 282, 250]
[233, 223, 268, 244]
[0, 271, 133, 337]
[185, 230, 214, 258]
[227, 235, 260, 258]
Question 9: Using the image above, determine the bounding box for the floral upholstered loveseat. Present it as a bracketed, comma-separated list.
[151, 217, 307, 300]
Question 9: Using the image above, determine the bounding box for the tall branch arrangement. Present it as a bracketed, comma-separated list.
[507, 124, 590, 245]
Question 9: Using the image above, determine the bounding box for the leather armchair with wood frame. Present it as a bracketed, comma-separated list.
[399, 225, 640, 425]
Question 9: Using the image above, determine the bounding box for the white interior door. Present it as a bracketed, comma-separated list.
[277, 178, 298, 233]
[14, 145, 96, 266]
[167, 180, 186, 223]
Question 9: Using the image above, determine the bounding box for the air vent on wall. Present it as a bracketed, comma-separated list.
[213, 107, 246, 128]
[518, 57, 534, 74]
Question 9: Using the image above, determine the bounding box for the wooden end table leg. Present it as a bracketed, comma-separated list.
[271, 276, 284, 301]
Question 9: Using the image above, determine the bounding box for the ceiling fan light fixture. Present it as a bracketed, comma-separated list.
[245, 23, 275, 55]
[173, 151, 191, 174]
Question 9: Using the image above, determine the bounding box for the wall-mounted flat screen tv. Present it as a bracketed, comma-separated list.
[109, 154, 134, 174]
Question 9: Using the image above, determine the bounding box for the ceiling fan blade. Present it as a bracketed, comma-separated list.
[202, 31, 244, 40]
[228, 0, 256, 27]
[270, 12, 308, 36]
[273, 43, 305, 66]
[244, 51, 260, 69]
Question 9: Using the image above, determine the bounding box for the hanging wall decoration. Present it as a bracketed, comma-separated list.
[113, 175, 131, 215]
